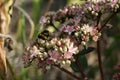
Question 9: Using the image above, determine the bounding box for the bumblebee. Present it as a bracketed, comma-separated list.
[38, 30, 50, 41]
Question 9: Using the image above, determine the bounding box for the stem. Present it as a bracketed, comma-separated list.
[97, 40, 105, 80]
[75, 53, 88, 80]
[99, 12, 117, 32]
[51, 23, 59, 31]
[43, 0, 54, 15]
[76, 60, 88, 80]
[95, 12, 102, 28]
[54, 64, 81, 80]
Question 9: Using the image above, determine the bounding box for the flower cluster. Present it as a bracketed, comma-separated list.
[23, 0, 120, 70]
[23, 38, 78, 70]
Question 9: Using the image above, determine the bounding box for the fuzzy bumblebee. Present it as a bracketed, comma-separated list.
[38, 30, 50, 40]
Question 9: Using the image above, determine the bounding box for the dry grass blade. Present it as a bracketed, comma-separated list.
[14, 4, 35, 39]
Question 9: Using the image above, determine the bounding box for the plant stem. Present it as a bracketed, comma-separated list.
[75, 53, 88, 80]
[54, 64, 81, 80]
[99, 12, 117, 32]
[97, 40, 105, 80]
[76, 60, 88, 80]
[43, 0, 54, 15]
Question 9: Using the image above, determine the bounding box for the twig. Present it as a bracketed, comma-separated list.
[51, 23, 59, 31]
[76, 60, 88, 80]
[98, 12, 117, 32]
[97, 40, 105, 80]
[75, 53, 88, 80]
[43, 0, 54, 15]
[95, 12, 102, 28]
[14, 4, 35, 39]
[54, 64, 81, 80]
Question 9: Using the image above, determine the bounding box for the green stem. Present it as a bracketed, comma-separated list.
[54, 64, 81, 80]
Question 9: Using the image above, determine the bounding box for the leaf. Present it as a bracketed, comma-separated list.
[78, 55, 88, 70]
[70, 61, 79, 72]
[87, 66, 98, 78]
[71, 55, 88, 72]
[79, 47, 95, 55]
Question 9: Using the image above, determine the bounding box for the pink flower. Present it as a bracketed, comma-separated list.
[90, 28, 98, 36]
[51, 51, 59, 59]
[23, 54, 30, 63]
[60, 24, 66, 31]
[65, 25, 75, 34]
[60, 25, 75, 34]
[83, 34, 89, 41]
[46, 58, 53, 64]
[82, 24, 92, 33]
[50, 51, 62, 59]
[110, 0, 118, 4]
[64, 52, 72, 59]
[64, 42, 78, 59]
[74, 17, 81, 24]
[68, 43, 78, 54]
[63, 7, 68, 14]
[39, 16, 48, 25]
[93, 35, 99, 41]
[74, 25, 80, 30]
[93, 4, 100, 11]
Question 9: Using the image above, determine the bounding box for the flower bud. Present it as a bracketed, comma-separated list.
[63, 46, 67, 52]
[88, 7, 92, 11]
[66, 60, 71, 65]
[57, 41, 61, 46]
[81, 41, 86, 45]
[46, 66, 51, 70]
[59, 47, 63, 52]
[75, 32, 79, 37]
[62, 60, 66, 65]
[44, 52, 48, 57]
[95, 12, 98, 16]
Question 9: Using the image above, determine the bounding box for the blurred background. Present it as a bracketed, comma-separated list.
[7, 0, 120, 80]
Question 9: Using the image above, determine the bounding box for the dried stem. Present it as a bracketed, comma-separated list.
[97, 40, 105, 80]
[54, 64, 81, 80]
